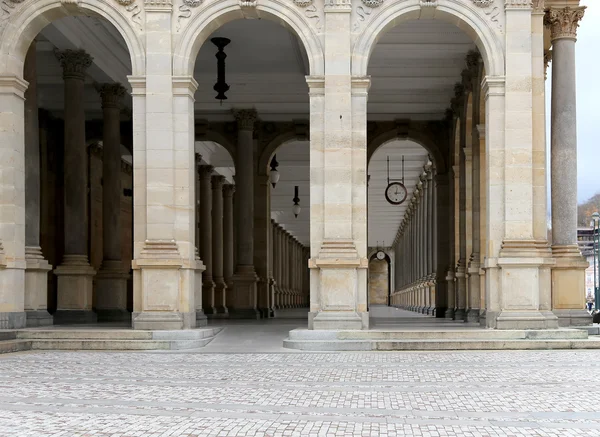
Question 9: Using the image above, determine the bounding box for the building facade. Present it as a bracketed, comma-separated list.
[0, 0, 589, 331]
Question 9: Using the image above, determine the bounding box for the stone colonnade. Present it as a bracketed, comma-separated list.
[271, 220, 310, 311]
[390, 161, 437, 315]
[0, 0, 590, 331]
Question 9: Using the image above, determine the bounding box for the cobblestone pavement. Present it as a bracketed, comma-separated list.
[1, 350, 600, 436]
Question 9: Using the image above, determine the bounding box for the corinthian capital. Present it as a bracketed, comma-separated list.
[95, 83, 127, 109]
[545, 6, 586, 41]
[54, 49, 93, 80]
[233, 109, 258, 131]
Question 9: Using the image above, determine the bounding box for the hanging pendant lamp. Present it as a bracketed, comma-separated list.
[211, 37, 231, 103]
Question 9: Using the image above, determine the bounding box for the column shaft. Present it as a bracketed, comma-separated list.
[53, 49, 96, 324]
[199, 165, 215, 315]
[212, 175, 228, 315]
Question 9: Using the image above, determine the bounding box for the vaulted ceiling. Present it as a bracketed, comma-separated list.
[34, 14, 476, 250]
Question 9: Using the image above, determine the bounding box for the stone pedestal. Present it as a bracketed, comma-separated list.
[230, 266, 260, 319]
[54, 255, 97, 324]
[24, 248, 52, 326]
[95, 260, 130, 323]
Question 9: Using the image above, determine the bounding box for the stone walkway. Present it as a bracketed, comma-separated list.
[2, 345, 600, 436]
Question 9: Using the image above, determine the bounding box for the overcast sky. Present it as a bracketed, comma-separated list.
[550, 0, 600, 203]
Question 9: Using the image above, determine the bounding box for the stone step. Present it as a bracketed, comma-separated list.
[17, 327, 222, 341]
[29, 337, 216, 351]
[0, 331, 17, 341]
[0, 340, 31, 354]
[283, 338, 600, 351]
[288, 328, 588, 341]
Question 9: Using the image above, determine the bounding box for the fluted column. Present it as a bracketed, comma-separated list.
[223, 184, 235, 293]
[231, 109, 259, 318]
[255, 174, 273, 318]
[23, 41, 52, 326]
[199, 165, 215, 315]
[546, 6, 590, 326]
[467, 129, 481, 322]
[95, 83, 130, 322]
[212, 174, 228, 315]
[53, 49, 97, 324]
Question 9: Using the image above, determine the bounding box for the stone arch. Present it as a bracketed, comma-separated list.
[367, 130, 447, 174]
[0, 0, 145, 77]
[351, 0, 504, 78]
[258, 130, 299, 176]
[173, 0, 324, 77]
[196, 130, 237, 164]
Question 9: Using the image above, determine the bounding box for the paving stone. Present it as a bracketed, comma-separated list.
[1, 350, 600, 436]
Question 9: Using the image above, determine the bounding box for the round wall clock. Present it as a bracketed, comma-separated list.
[385, 182, 407, 205]
[376, 250, 386, 260]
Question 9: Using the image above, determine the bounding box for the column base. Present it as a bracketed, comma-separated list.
[309, 310, 368, 330]
[132, 311, 196, 330]
[26, 310, 53, 327]
[202, 281, 216, 315]
[454, 308, 466, 321]
[465, 308, 480, 323]
[196, 310, 208, 326]
[551, 248, 589, 326]
[54, 310, 97, 325]
[95, 262, 129, 322]
[54, 255, 96, 317]
[0, 312, 26, 329]
[553, 309, 592, 327]
[230, 266, 259, 316]
[479, 310, 487, 328]
[212, 280, 229, 316]
[24, 247, 52, 322]
[495, 310, 558, 330]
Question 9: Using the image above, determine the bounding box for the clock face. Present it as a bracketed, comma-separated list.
[376, 251, 385, 260]
[385, 182, 408, 205]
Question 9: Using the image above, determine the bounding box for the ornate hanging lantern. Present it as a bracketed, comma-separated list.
[211, 37, 231, 103]
[269, 155, 280, 188]
[292, 185, 301, 218]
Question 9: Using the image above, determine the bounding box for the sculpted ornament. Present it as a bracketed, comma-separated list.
[361, 0, 383, 8]
[472, 0, 493, 6]
[293, 0, 313, 7]
[177, 0, 202, 31]
[114, 0, 143, 31]
[545, 6, 586, 40]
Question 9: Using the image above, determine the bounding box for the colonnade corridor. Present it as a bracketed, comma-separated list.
[0, 0, 592, 345]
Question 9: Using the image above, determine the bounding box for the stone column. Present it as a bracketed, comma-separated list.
[223, 183, 235, 292]
[274, 225, 282, 310]
[194, 155, 205, 323]
[53, 49, 97, 324]
[231, 109, 259, 318]
[547, 6, 590, 326]
[467, 129, 481, 323]
[95, 83, 130, 322]
[255, 174, 273, 318]
[199, 165, 215, 315]
[212, 174, 228, 315]
[23, 41, 52, 326]
[455, 145, 467, 321]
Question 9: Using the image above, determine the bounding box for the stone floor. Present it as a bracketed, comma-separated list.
[2, 312, 600, 437]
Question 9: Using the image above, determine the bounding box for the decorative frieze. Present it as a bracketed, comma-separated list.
[361, 0, 383, 8]
[472, 0, 494, 7]
[504, 0, 531, 8]
[294, 0, 313, 7]
[545, 6, 586, 41]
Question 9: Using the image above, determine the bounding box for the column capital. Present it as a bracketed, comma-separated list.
[233, 108, 258, 131]
[95, 83, 127, 109]
[211, 174, 226, 190]
[545, 6, 586, 41]
[54, 49, 93, 80]
[223, 183, 236, 197]
[199, 165, 214, 180]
